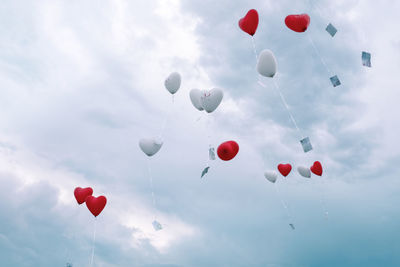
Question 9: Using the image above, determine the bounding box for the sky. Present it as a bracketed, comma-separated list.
[0, 0, 399, 266]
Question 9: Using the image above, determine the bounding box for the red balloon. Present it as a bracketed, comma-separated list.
[74, 187, 93, 205]
[285, 14, 310, 32]
[310, 161, 323, 176]
[239, 9, 259, 36]
[277, 163, 292, 177]
[217, 141, 239, 161]
[86, 195, 107, 217]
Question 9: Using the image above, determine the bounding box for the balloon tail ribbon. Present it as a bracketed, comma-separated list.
[89, 218, 97, 267]
[307, 0, 326, 22]
[274, 183, 295, 230]
[147, 158, 157, 220]
[319, 176, 329, 219]
[158, 95, 175, 139]
[272, 80, 302, 137]
[251, 36, 258, 62]
[306, 32, 332, 76]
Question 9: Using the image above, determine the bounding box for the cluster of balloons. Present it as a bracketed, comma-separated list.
[264, 161, 323, 183]
[74, 187, 107, 217]
[238, 9, 324, 181]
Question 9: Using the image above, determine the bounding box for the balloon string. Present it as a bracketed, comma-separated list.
[147, 158, 157, 220]
[272, 80, 302, 136]
[158, 95, 175, 139]
[89, 218, 97, 267]
[319, 175, 329, 219]
[307, 0, 325, 21]
[306, 33, 332, 75]
[251, 36, 258, 62]
[274, 183, 295, 229]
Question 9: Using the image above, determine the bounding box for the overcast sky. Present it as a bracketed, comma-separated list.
[0, 0, 399, 266]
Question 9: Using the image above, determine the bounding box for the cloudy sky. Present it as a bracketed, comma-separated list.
[0, 0, 399, 266]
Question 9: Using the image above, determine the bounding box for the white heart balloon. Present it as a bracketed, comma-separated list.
[189, 89, 205, 111]
[139, 138, 163, 157]
[264, 171, 278, 183]
[201, 88, 223, 113]
[297, 166, 311, 178]
[164, 72, 181, 94]
[257, 49, 277, 78]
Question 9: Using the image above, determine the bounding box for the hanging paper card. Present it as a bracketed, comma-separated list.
[362, 51, 371, 67]
[201, 166, 210, 178]
[325, 23, 337, 37]
[330, 75, 341, 87]
[152, 220, 163, 231]
[209, 147, 216, 160]
[300, 137, 313, 153]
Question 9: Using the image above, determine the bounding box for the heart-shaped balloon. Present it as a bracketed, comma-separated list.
[74, 187, 93, 204]
[139, 138, 163, 157]
[264, 171, 278, 183]
[238, 9, 259, 36]
[217, 140, 239, 161]
[86, 195, 107, 217]
[189, 89, 205, 111]
[164, 72, 181, 94]
[285, 14, 310, 33]
[277, 163, 292, 177]
[297, 166, 311, 178]
[310, 161, 323, 176]
[257, 49, 277, 78]
[201, 88, 223, 113]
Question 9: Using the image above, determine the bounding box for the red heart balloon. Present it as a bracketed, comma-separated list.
[86, 195, 107, 217]
[310, 161, 323, 176]
[239, 9, 259, 36]
[277, 163, 292, 177]
[74, 187, 93, 205]
[217, 141, 239, 161]
[285, 14, 310, 32]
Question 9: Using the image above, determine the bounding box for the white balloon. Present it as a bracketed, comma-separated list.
[189, 89, 205, 111]
[297, 166, 311, 178]
[201, 88, 223, 113]
[264, 171, 278, 183]
[164, 72, 181, 94]
[257, 49, 277, 78]
[139, 138, 163, 157]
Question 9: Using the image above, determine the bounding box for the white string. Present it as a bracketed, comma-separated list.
[158, 95, 175, 139]
[89, 218, 97, 267]
[251, 36, 258, 62]
[306, 32, 333, 76]
[272, 80, 302, 136]
[307, 0, 326, 22]
[146, 158, 157, 220]
[274, 183, 295, 229]
[319, 175, 329, 219]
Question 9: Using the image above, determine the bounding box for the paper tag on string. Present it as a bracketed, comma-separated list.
[201, 166, 210, 178]
[330, 75, 341, 87]
[326, 23, 337, 37]
[362, 51, 371, 67]
[300, 137, 313, 153]
[209, 147, 216, 160]
[152, 220, 163, 231]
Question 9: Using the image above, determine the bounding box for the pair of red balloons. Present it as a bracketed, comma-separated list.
[74, 187, 107, 217]
[238, 9, 310, 36]
[277, 161, 323, 177]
